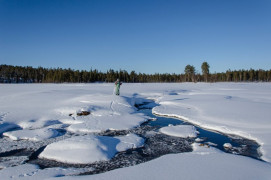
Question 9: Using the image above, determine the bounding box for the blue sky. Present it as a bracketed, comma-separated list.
[0, 0, 270, 74]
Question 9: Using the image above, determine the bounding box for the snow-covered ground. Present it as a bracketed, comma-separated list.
[47, 144, 271, 180]
[150, 83, 271, 162]
[0, 83, 271, 179]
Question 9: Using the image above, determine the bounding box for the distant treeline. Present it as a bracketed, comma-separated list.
[0, 64, 271, 83]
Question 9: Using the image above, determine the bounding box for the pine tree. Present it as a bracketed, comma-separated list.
[201, 62, 210, 82]
[184, 65, 196, 82]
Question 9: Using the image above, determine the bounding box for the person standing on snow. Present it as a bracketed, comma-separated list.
[114, 79, 122, 95]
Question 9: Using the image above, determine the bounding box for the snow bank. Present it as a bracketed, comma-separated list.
[3, 128, 60, 141]
[65, 95, 147, 133]
[39, 134, 144, 164]
[159, 125, 197, 138]
[0, 84, 147, 136]
[46, 144, 271, 180]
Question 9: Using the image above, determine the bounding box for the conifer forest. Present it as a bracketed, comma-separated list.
[0, 64, 270, 83]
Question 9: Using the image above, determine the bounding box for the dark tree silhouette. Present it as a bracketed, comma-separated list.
[201, 62, 210, 82]
[184, 65, 196, 82]
[0, 64, 270, 83]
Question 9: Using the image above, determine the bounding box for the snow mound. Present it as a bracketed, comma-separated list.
[3, 127, 60, 141]
[39, 134, 144, 164]
[159, 125, 197, 138]
[64, 95, 147, 133]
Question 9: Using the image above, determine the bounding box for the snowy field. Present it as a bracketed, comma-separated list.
[1, 83, 271, 179]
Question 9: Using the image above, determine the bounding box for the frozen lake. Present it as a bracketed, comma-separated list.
[0, 83, 271, 179]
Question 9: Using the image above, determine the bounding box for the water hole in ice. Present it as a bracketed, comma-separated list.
[140, 107, 261, 160]
[0, 100, 262, 176]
